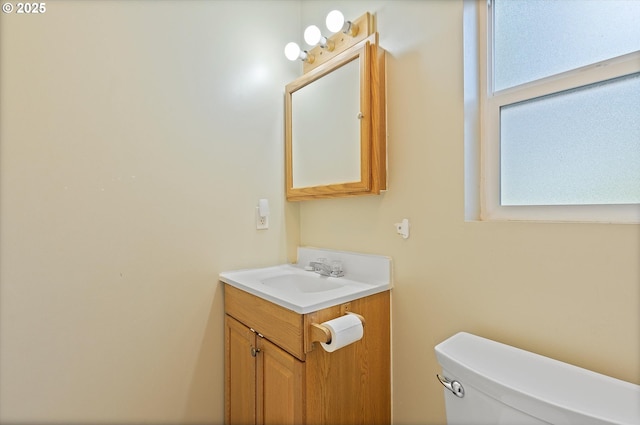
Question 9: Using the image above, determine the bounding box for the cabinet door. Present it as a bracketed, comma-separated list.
[256, 337, 305, 425]
[225, 315, 257, 425]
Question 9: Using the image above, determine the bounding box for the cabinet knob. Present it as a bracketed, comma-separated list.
[251, 347, 261, 357]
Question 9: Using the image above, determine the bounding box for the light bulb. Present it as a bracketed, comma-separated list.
[283, 42, 315, 63]
[326, 10, 345, 33]
[284, 42, 301, 61]
[304, 25, 322, 46]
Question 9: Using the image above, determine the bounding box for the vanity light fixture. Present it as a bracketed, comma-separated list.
[284, 11, 370, 72]
[284, 42, 315, 63]
[326, 10, 359, 37]
[303, 25, 335, 51]
[285, 10, 361, 65]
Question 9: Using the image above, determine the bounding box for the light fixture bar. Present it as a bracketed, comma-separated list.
[303, 12, 372, 73]
[284, 11, 372, 73]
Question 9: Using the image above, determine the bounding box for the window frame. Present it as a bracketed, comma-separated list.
[477, 0, 640, 223]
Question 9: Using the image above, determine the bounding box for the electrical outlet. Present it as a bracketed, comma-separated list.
[256, 207, 269, 230]
[394, 218, 409, 239]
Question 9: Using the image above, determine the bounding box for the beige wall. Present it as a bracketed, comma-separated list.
[0, 1, 300, 423]
[298, 2, 640, 425]
[1, 1, 638, 425]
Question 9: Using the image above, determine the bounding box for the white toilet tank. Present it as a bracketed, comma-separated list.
[435, 332, 640, 425]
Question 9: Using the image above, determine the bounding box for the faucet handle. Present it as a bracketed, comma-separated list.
[330, 260, 343, 276]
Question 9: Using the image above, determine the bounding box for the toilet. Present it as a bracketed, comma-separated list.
[435, 332, 640, 425]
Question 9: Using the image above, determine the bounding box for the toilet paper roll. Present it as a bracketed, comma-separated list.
[320, 314, 364, 353]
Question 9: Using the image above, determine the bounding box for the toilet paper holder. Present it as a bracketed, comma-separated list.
[310, 312, 366, 344]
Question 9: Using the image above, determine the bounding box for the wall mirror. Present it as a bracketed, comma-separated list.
[285, 33, 386, 201]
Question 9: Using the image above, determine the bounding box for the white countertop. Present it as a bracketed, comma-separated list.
[219, 247, 392, 314]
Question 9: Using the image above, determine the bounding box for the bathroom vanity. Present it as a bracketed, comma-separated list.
[221, 248, 392, 425]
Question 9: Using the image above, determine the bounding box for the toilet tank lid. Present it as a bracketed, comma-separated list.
[435, 332, 640, 425]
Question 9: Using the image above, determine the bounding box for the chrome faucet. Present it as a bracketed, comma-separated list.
[309, 260, 344, 277]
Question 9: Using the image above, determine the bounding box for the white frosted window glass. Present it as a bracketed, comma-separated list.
[493, 0, 640, 91]
[500, 73, 640, 206]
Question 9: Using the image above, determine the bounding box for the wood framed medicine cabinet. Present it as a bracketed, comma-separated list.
[285, 31, 386, 201]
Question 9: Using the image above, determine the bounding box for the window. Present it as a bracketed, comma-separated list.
[475, 0, 640, 222]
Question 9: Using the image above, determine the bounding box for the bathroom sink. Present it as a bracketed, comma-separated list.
[261, 274, 344, 293]
[220, 247, 392, 313]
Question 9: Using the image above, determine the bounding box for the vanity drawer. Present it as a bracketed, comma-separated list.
[224, 284, 305, 360]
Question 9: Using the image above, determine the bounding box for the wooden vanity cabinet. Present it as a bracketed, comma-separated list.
[224, 284, 391, 425]
[225, 316, 256, 425]
[225, 315, 304, 425]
